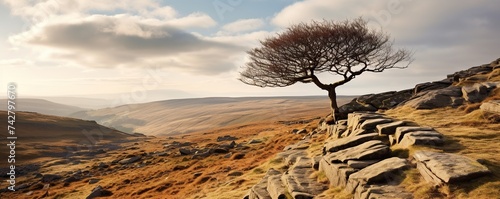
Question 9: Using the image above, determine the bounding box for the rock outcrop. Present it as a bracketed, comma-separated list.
[480, 100, 500, 114]
[413, 151, 490, 185]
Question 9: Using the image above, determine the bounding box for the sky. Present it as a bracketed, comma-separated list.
[1, 0, 499, 102]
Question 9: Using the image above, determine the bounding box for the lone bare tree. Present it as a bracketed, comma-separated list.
[239, 18, 412, 120]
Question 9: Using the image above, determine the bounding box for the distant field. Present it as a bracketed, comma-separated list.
[72, 96, 355, 136]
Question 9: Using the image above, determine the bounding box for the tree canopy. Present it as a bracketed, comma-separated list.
[239, 18, 412, 91]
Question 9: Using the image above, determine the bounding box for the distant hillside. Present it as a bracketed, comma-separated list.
[71, 96, 354, 136]
[0, 98, 87, 117]
[36, 97, 112, 109]
[0, 111, 135, 166]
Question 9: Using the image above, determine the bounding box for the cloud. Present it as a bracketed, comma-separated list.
[9, 14, 244, 74]
[220, 18, 265, 34]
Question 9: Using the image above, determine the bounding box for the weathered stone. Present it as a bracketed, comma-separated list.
[267, 175, 286, 199]
[228, 171, 244, 177]
[394, 126, 434, 144]
[399, 131, 444, 147]
[347, 113, 385, 132]
[355, 185, 413, 199]
[357, 91, 397, 109]
[41, 174, 62, 183]
[346, 157, 409, 193]
[381, 89, 414, 109]
[347, 160, 380, 170]
[217, 135, 238, 142]
[119, 156, 141, 165]
[350, 129, 374, 137]
[324, 140, 390, 163]
[413, 151, 490, 185]
[319, 158, 356, 187]
[360, 118, 393, 130]
[248, 169, 281, 199]
[323, 133, 380, 154]
[480, 100, 500, 114]
[179, 148, 193, 155]
[283, 150, 308, 166]
[328, 124, 347, 138]
[376, 121, 407, 135]
[86, 185, 112, 199]
[248, 139, 263, 144]
[282, 157, 328, 199]
[404, 86, 463, 109]
[88, 178, 101, 184]
[413, 81, 453, 94]
[462, 82, 499, 103]
[339, 100, 378, 118]
[312, 156, 321, 170]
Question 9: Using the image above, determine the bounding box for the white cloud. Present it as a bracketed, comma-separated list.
[9, 14, 242, 74]
[221, 18, 265, 34]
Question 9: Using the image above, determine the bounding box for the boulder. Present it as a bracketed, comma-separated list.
[404, 86, 463, 109]
[319, 159, 356, 187]
[179, 148, 193, 155]
[462, 82, 499, 103]
[480, 100, 500, 114]
[328, 124, 347, 138]
[217, 135, 238, 142]
[376, 121, 407, 135]
[339, 100, 378, 118]
[41, 174, 62, 183]
[381, 89, 414, 109]
[413, 151, 490, 185]
[346, 157, 409, 193]
[356, 91, 397, 108]
[119, 156, 141, 164]
[394, 126, 434, 144]
[248, 169, 281, 199]
[447, 65, 494, 81]
[323, 140, 390, 163]
[267, 175, 287, 199]
[323, 133, 380, 154]
[347, 113, 385, 132]
[86, 185, 112, 199]
[360, 118, 393, 130]
[414, 81, 452, 94]
[398, 131, 444, 147]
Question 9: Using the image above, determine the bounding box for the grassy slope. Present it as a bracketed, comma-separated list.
[384, 88, 500, 199]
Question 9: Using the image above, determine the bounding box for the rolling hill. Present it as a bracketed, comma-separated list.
[0, 111, 137, 167]
[0, 98, 87, 117]
[71, 96, 354, 136]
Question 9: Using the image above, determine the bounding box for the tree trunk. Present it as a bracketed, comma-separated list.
[327, 87, 340, 123]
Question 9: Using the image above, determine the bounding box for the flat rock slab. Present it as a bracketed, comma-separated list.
[319, 158, 356, 187]
[355, 185, 413, 199]
[348, 113, 386, 132]
[346, 157, 409, 193]
[360, 118, 393, 130]
[399, 131, 444, 148]
[267, 175, 287, 199]
[282, 158, 328, 199]
[248, 169, 282, 199]
[413, 151, 490, 185]
[480, 100, 500, 114]
[324, 140, 390, 163]
[395, 126, 434, 144]
[376, 121, 407, 135]
[323, 133, 379, 154]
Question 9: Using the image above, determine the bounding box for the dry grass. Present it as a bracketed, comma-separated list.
[385, 106, 500, 199]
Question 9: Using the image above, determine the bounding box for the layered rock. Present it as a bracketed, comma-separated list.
[413, 151, 490, 185]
